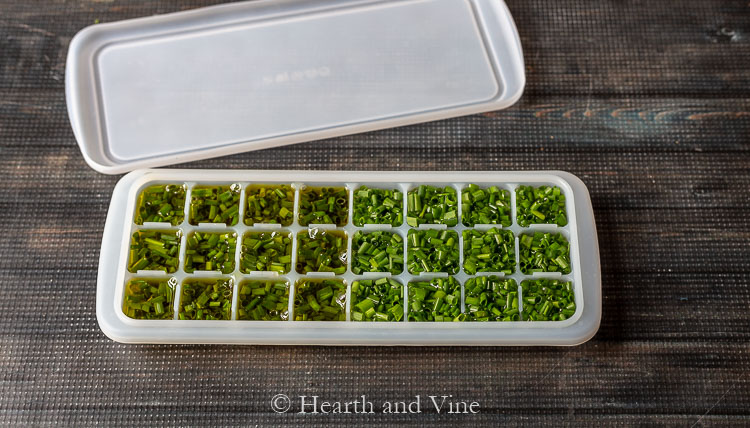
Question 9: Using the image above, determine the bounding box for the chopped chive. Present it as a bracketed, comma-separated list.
[123, 278, 177, 320]
[237, 280, 290, 321]
[516, 185, 567, 227]
[351, 231, 403, 275]
[128, 229, 181, 273]
[350, 278, 403, 322]
[520, 279, 576, 321]
[352, 186, 403, 226]
[406, 229, 459, 274]
[135, 184, 186, 226]
[184, 232, 237, 274]
[462, 228, 515, 275]
[244, 184, 295, 226]
[296, 229, 348, 274]
[407, 277, 462, 322]
[178, 279, 233, 320]
[293, 279, 347, 321]
[298, 186, 349, 226]
[189, 184, 241, 226]
[461, 184, 511, 227]
[406, 185, 458, 226]
[519, 232, 571, 274]
[239, 231, 292, 274]
[464, 276, 518, 321]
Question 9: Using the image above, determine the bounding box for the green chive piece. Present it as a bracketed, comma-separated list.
[293, 279, 347, 321]
[128, 229, 181, 273]
[179, 278, 233, 320]
[407, 277, 462, 322]
[464, 276, 518, 321]
[352, 186, 403, 226]
[518, 232, 571, 274]
[515, 185, 567, 227]
[189, 184, 241, 226]
[298, 186, 349, 226]
[244, 184, 295, 226]
[406, 185, 458, 226]
[350, 278, 404, 322]
[462, 228, 515, 274]
[135, 184, 186, 226]
[461, 184, 511, 227]
[406, 229, 459, 274]
[237, 280, 290, 321]
[295, 229, 348, 274]
[351, 231, 404, 275]
[123, 278, 177, 320]
[239, 231, 292, 274]
[520, 279, 576, 321]
[185, 232, 237, 274]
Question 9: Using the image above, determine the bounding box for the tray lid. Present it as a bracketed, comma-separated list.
[66, 0, 525, 174]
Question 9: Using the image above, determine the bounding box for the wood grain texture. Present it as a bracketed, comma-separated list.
[0, 0, 749, 426]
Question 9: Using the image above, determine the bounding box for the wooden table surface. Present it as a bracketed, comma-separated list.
[1, 0, 749, 426]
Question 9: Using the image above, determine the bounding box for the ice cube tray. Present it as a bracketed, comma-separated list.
[98, 169, 601, 345]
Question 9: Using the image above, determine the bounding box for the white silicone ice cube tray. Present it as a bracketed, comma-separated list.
[97, 169, 600, 345]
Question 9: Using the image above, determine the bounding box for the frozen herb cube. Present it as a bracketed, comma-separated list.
[462, 228, 515, 275]
[464, 276, 518, 321]
[406, 229, 459, 274]
[298, 186, 349, 226]
[135, 184, 186, 226]
[237, 280, 290, 321]
[189, 184, 241, 226]
[407, 277, 462, 322]
[123, 277, 177, 320]
[185, 231, 237, 274]
[406, 185, 458, 227]
[244, 184, 295, 226]
[519, 232, 571, 274]
[461, 184, 510, 227]
[296, 229, 348, 274]
[128, 229, 181, 273]
[521, 279, 576, 321]
[240, 231, 292, 274]
[293, 279, 347, 321]
[516, 185, 567, 227]
[351, 231, 403, 275]
[179, 279, 233, 320]
[350, 278, 404, 322]
[353, 186, 403, 226]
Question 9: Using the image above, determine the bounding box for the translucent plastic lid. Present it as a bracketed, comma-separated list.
[66, 0, 525, 174]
